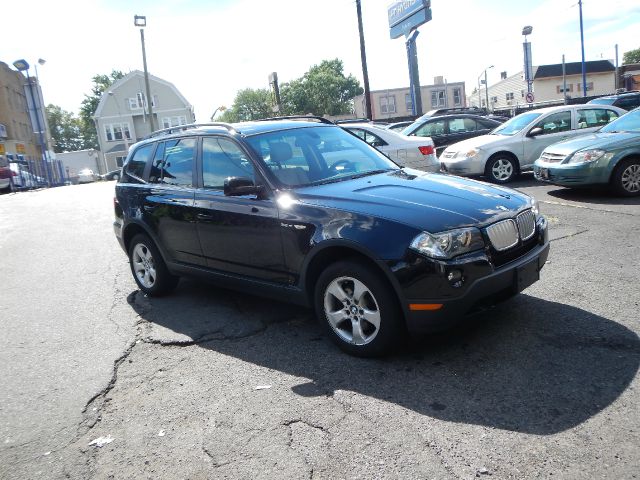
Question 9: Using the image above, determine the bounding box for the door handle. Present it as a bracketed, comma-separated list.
[197, 213, 213, 220]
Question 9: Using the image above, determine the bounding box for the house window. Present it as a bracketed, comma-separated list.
[431, 90, 446, 108]
[521, 90, 526, 98]
[162, 116, 188, 129]
[405, 93, 413, 112]
[556, 84, 574, 93]
[453, 88, 461, 106]
[129, 92, 157, 110]
[380, 95, 396, 114]
[506, 92, 515, 101]
[577, 82, 594, 92]
[104, 123, 132, 142]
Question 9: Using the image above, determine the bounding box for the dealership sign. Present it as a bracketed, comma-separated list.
[388, 0, 431, 39]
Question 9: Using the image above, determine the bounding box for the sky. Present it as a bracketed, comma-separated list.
[2, 0, 639, 122]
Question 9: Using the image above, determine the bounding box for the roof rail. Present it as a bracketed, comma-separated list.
[254, 115, 334, 124]
[146, 122, 237, 139]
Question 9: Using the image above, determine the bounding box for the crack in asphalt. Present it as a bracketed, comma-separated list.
[550, 228, 590, 242]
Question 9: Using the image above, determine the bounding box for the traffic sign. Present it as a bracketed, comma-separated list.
[526, 92, 535, 103]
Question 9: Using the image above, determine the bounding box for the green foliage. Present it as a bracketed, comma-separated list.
[219, 59, 363, 122]
[79, 70, 125, 149]
[622, 48, 640, 65]
[218, 88, 273, 122]
[280, 59, 363, 116]
[45, 105, 83, 153]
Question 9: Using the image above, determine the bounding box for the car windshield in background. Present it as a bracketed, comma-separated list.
[245, 126, 399, 187]
[599, 109, 640, 133]
[588, 98, 616, 105]
[492, 112, 542, 136]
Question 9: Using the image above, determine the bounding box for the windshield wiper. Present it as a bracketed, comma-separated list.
[348, 169, 394, 180]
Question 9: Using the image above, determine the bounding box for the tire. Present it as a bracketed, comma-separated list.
[113, 173, 120, 182]
[128, 233, 179, 296]
[610, 158, 640, 197]
[485, 155, 517, 184]
[314, 260, 404, 357]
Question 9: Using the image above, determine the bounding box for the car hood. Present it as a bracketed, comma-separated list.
[292, 169, 532, 233]
[542, 131, 640, 154]
[443, 134, 509, 153]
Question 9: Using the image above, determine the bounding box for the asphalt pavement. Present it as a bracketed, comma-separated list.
[0, 177, 638, 479]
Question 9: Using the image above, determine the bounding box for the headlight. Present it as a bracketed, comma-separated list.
[456, 148, 480, 159]
[410, 227, 485, 259]
[567, 149, 611, 164]
[531, 197, 540, 217]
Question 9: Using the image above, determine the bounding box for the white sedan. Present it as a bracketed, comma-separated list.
[342, 123, 438, 172]
[78, 169, 96, 184]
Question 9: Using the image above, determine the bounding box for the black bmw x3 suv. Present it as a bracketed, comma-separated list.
[114, 116, 549, 356]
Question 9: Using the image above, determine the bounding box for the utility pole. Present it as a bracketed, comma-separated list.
[356, 0, 372, 120]
[578, 0, 587, 97]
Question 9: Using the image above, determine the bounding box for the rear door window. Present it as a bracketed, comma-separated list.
[576, 109, 619, 129]
[158, 138, 196, 186]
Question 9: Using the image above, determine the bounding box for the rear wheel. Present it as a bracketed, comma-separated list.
[314, 260, 404, 357]
[128, 234, 179, 296]
[611, 158, 640, 197]
[485, 155, 517, 183]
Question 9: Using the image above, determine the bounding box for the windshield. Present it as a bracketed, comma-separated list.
[492, 112, 542, 136]
[588, 98, 616, 105]
[245, 126, 398, 187]
[600, 109, 640, 133]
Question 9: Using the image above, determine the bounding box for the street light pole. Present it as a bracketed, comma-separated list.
[134, 14, 155, 133]
[478, 65, 494, 111]
[13, 59, 52, 187]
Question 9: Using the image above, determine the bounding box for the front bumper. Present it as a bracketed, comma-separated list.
[440, 154, 485, 175]
[399, 217, 549, 334]
[533, 161, 611, 187]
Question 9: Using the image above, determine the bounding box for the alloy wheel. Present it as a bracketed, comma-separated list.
[132, 243, 156, 289]
[491, 159, 514, 181]
[621, 164, 640, 193]
[323, 276, 381, 346]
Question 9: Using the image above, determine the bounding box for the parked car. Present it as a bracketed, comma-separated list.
[440, 104, 626, 183]
[0, 163, 13, 192]
[533, 107, 640, 196]
[8, 163, 43, 190]
[78, 169, 97, 184]
[101, 169, 122, 181]
[385, 121, 414, 132]
[114, 117, 549, 356]
[588, 91, 640, 111]
[341, 123, 438, 171]
[401, 114, 503, 157]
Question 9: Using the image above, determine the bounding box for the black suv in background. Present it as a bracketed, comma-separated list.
[114, 117, 549, 356]
[401, 114, 503, 157]
[588, 91, 640, 111]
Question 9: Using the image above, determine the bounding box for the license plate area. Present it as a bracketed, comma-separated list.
[515, 257, 540, 292]
[539, 167, 549, 180]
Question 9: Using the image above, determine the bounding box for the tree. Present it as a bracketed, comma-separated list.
[218, 88, 273, 122]
[46, 104, 83, 152]
[280, 59, 363, 116]
[79, 70, 125, 149]
[622, 47, 640, 65]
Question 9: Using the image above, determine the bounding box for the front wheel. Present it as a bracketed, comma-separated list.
[128, 234, 179, 296]
[485, 156, 517, 184]
[611, 158, 640, 197]
[314, 260, 404, 357]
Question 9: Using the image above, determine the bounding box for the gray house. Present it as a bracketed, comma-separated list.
[94, 71, 194, 171]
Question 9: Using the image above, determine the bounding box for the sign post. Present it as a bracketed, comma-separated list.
[388, 0, 432, 117]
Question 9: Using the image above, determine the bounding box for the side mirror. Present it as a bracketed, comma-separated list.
[224, 176, 259, 196]
[528, 127, 543, 137]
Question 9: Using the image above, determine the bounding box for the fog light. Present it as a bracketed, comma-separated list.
[447, 269, 464, 288]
